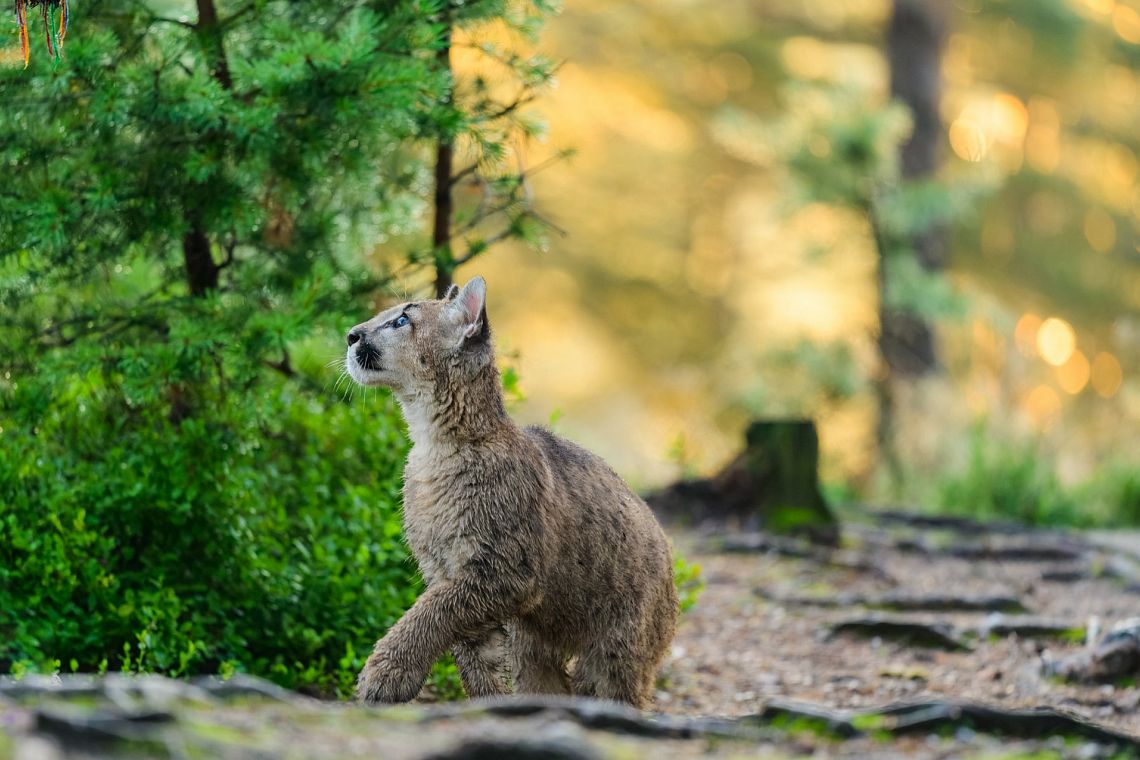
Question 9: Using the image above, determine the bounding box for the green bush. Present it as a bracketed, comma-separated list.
[937, 424, 1086, 527]
[935, 423, 1140, 529]
[673, 555, 704, 614]
[1078, 466, 1140, 528]
[0, 365, 422, 697]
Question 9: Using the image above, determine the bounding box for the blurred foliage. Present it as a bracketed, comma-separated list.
[771, 82, 984, 327]
[742, 340, 866, 417]
[936, 424, 1140, 528]
[424, 653, 466, 701]
[0, 0, 556, 696]
[673, 554, 704, 615]
[938, 424, 1085, 527]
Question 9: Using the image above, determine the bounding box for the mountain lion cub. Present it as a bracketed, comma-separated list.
[346, 276, 677, 707]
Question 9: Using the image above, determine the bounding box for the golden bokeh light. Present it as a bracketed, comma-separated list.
[1014, 312, 1043, 356]
[972, 319, 1002, 357]
[779, 37, 886, 91]
[1077, 0, 1116, 16]
[1028, 96, 1061, 129]
[1113, 5, 1140, 43]
[1036, 317, 1076, 366]
[1091, 352, 1124, 398]
[1025, 127, 1061, 173]
[949, 93, 1029, 165]
[1108, 64, 1137, 106]
[1025, 97, 1061, 174]
[949, 118, 987, 162]
[992, 93, 1030, 139]
[1084, 208, 1117, 252]
[1023, 384, 1062, 428]
[1107, 143, 1139, 192]
[781, 37, 831, 80]
[1057, 350, 1091, 394]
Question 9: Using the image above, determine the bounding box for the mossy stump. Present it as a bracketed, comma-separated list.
[648, 419, 839, 546]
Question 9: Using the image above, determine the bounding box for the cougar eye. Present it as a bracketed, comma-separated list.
[392, 314, 410, 328]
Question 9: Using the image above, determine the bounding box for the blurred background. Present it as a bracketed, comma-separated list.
[432, 0, 1140, 516]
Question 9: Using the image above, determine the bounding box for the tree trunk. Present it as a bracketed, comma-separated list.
[182, 220, 219, 297]
[432, 28, 456, 299]
[169, 0, 233, 422]
[880, 0, 946, 377]
[195, 0, 233, 90]
[177, 0, 232, 301]
[876, 0, 947, 482]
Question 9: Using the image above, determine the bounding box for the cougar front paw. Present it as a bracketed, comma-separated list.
[355, 650, 423, 705]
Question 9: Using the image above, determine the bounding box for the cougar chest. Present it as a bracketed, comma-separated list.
[403, 455, 479, 585]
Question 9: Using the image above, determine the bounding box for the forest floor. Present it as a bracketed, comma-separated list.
[5, 510, 1140, 759]
[658, 509, 1140, 755]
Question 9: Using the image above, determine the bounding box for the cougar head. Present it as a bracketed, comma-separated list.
[345, 276, 491, 394]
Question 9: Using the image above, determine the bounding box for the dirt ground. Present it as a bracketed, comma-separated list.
[662, 512, 1140, 738]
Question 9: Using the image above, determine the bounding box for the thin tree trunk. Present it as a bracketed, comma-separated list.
[182, 218, 219, 297]
[432, 27, 456, 299]
[195, 0, 233, 91]
[891, 0, 944, 187]
[178, 0, 233, 299]
[880, 0, 945, 377]
[432, 140, 455, 298]
[876, 0, 946, 485]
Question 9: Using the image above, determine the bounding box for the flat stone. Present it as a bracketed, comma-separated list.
[826, 617, 973, 652]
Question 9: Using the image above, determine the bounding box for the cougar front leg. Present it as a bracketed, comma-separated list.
[356, 576, 513, 704]
[356, 634, 428, 704]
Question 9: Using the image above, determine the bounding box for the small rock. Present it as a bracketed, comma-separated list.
[1049, 619, 1140, 683]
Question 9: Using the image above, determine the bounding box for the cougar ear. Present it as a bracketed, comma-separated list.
[444, 284, 460, 301]
[454, 276, 488, 342]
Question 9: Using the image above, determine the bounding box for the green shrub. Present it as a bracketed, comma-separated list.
[673, 554, 704, 614]
[1077, 466, 1140, 528]
[937, 424, 1086, 527]
[935, 423, 1140, 529]
[1106, 470, 1140, 525]
[0, 365, 423, 697]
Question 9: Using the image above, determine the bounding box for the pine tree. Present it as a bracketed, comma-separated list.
[0, 0, 557, 690]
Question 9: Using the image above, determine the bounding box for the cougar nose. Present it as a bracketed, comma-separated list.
[347, 329, 362, 346]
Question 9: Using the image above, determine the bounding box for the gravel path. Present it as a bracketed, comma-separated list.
[661, 516, 1140, 738]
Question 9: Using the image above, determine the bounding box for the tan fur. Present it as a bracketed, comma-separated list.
[346, 277, 677, 707]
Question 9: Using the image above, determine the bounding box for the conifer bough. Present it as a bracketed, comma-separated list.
[14, 0, 68, 68]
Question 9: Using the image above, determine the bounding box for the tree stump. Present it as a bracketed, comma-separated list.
[647, 419, 839, 545]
